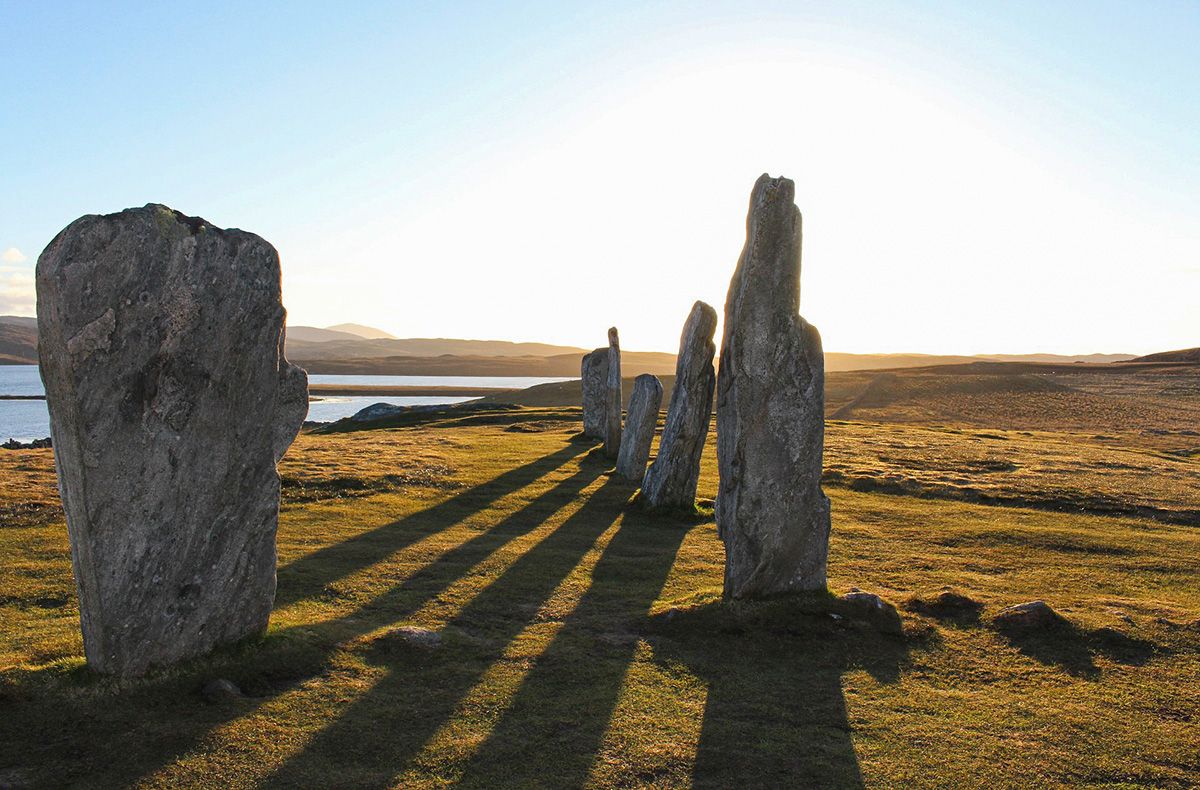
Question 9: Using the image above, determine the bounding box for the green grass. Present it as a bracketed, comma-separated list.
[1, 409, 1198, 789]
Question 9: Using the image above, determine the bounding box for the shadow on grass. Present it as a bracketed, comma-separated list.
[257, 496, 915, 789]
[3, 442, 599, 790]
[993, 621, 1158, 679]
[253, 475, 635, 790]
[441, 494, 693, 788]
[647, 594, 912, 789]
[275, 442, 587, 609]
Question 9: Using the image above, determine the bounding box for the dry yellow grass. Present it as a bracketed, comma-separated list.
[1, 405, 1197, 789]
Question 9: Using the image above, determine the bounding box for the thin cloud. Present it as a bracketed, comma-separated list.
[1, 248, 28, 264]
[0, 270, 36, 314]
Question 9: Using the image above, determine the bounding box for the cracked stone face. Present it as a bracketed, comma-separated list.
[36, 203, 308, 675]
[716, 175, 831, 598]
[616, 373, 663, 483]
[603, 327, 623, 459]
[641, 300, 717, 510]
[580, 347, 609, 440]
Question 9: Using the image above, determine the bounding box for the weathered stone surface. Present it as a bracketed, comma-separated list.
[36, 203, 308, 675]
[603, 327, 622, 459]
[641, 301, 717, 509]
[992, 600, 1065, 630]
[840, 589, 903, 634]
[616, 374, 663, 482]
[580, 347, 609, 439]
[716, 174, 831, 598]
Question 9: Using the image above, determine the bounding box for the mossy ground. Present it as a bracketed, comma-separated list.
[1, 407, 1197, 789]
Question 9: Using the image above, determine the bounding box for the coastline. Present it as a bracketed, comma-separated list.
[1, 386, 527, 401]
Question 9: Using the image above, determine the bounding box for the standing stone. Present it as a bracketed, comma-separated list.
[641, 301, 717, 509]
[716, 175, 830, 598]
[616, 374, 663, 482]
[580, 347, 609, 440]
[36, 204, 308, 675]
[603, 327, 622, 459]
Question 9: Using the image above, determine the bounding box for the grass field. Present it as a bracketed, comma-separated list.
[1, 405, 1198, 789]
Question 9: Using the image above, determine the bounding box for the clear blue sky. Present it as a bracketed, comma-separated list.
[2, 1, 1197, 353]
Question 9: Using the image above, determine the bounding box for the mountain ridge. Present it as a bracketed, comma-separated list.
[0, 315, 1158, 372]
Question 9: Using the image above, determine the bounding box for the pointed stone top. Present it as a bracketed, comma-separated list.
[687, 300, 718, 334]
[608, 327, 619, 345]
[731, 173, 802, 323]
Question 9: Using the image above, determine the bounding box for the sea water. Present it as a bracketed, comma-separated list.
[0, 366, 573, 442]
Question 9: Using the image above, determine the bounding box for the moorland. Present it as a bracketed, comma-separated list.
[2, 354, 1198, 789]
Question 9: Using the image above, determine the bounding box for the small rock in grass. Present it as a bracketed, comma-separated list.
[388, 625, 442, 647]
[1091, 626, 1135, 649]
[842, 588, 888, 610]
[905, 589, 985, 623]
[202, 679, 243, 702]
[992, 600, 1066, 630]
[350, 403, 407, 422]
[841, 588, 903, 634]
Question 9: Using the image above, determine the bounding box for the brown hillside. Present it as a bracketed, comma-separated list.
[295, 351, 678, 377]
[1132, 347, 1200, 363]
[0, 323, 37, 364]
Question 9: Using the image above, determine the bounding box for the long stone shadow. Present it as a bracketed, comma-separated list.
[649, 594, 912, 789]
[10, 443, 593, 790]
[275, 442, 587, 608]
[265, 452, 609, 644]
[446, 504, 691, 789]
[253, 475, 632, 790]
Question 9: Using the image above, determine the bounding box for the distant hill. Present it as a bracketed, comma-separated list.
[285, 336, 590, 360]
[286, 324, 397, 343]
[0, 320, 37, 364]
[825, 352, 1135, 371]
[1130, 347, 1200, 363]
[295, 351, 678, 377]
[0, 313, 1151, 373]
[326, 323, 397, 339]
[287, 326, 372, 343]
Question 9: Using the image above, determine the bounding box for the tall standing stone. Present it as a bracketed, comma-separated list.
[36, 204, 309, 675]
[616, 374, 663, 482]
[603, 327, 622, 459]
[716, 175, 830, 598]
[641, 301, 717, 510]
[580, 347, 609, 440]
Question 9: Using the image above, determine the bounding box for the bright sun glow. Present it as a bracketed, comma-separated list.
[280, 50, 1199, 355]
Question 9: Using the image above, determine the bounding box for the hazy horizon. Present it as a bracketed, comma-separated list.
[2, 3, 1196, 356]
[1, 313, 1149, 359]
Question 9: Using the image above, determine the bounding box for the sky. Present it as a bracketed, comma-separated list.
[1, 1, 1197, 355]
